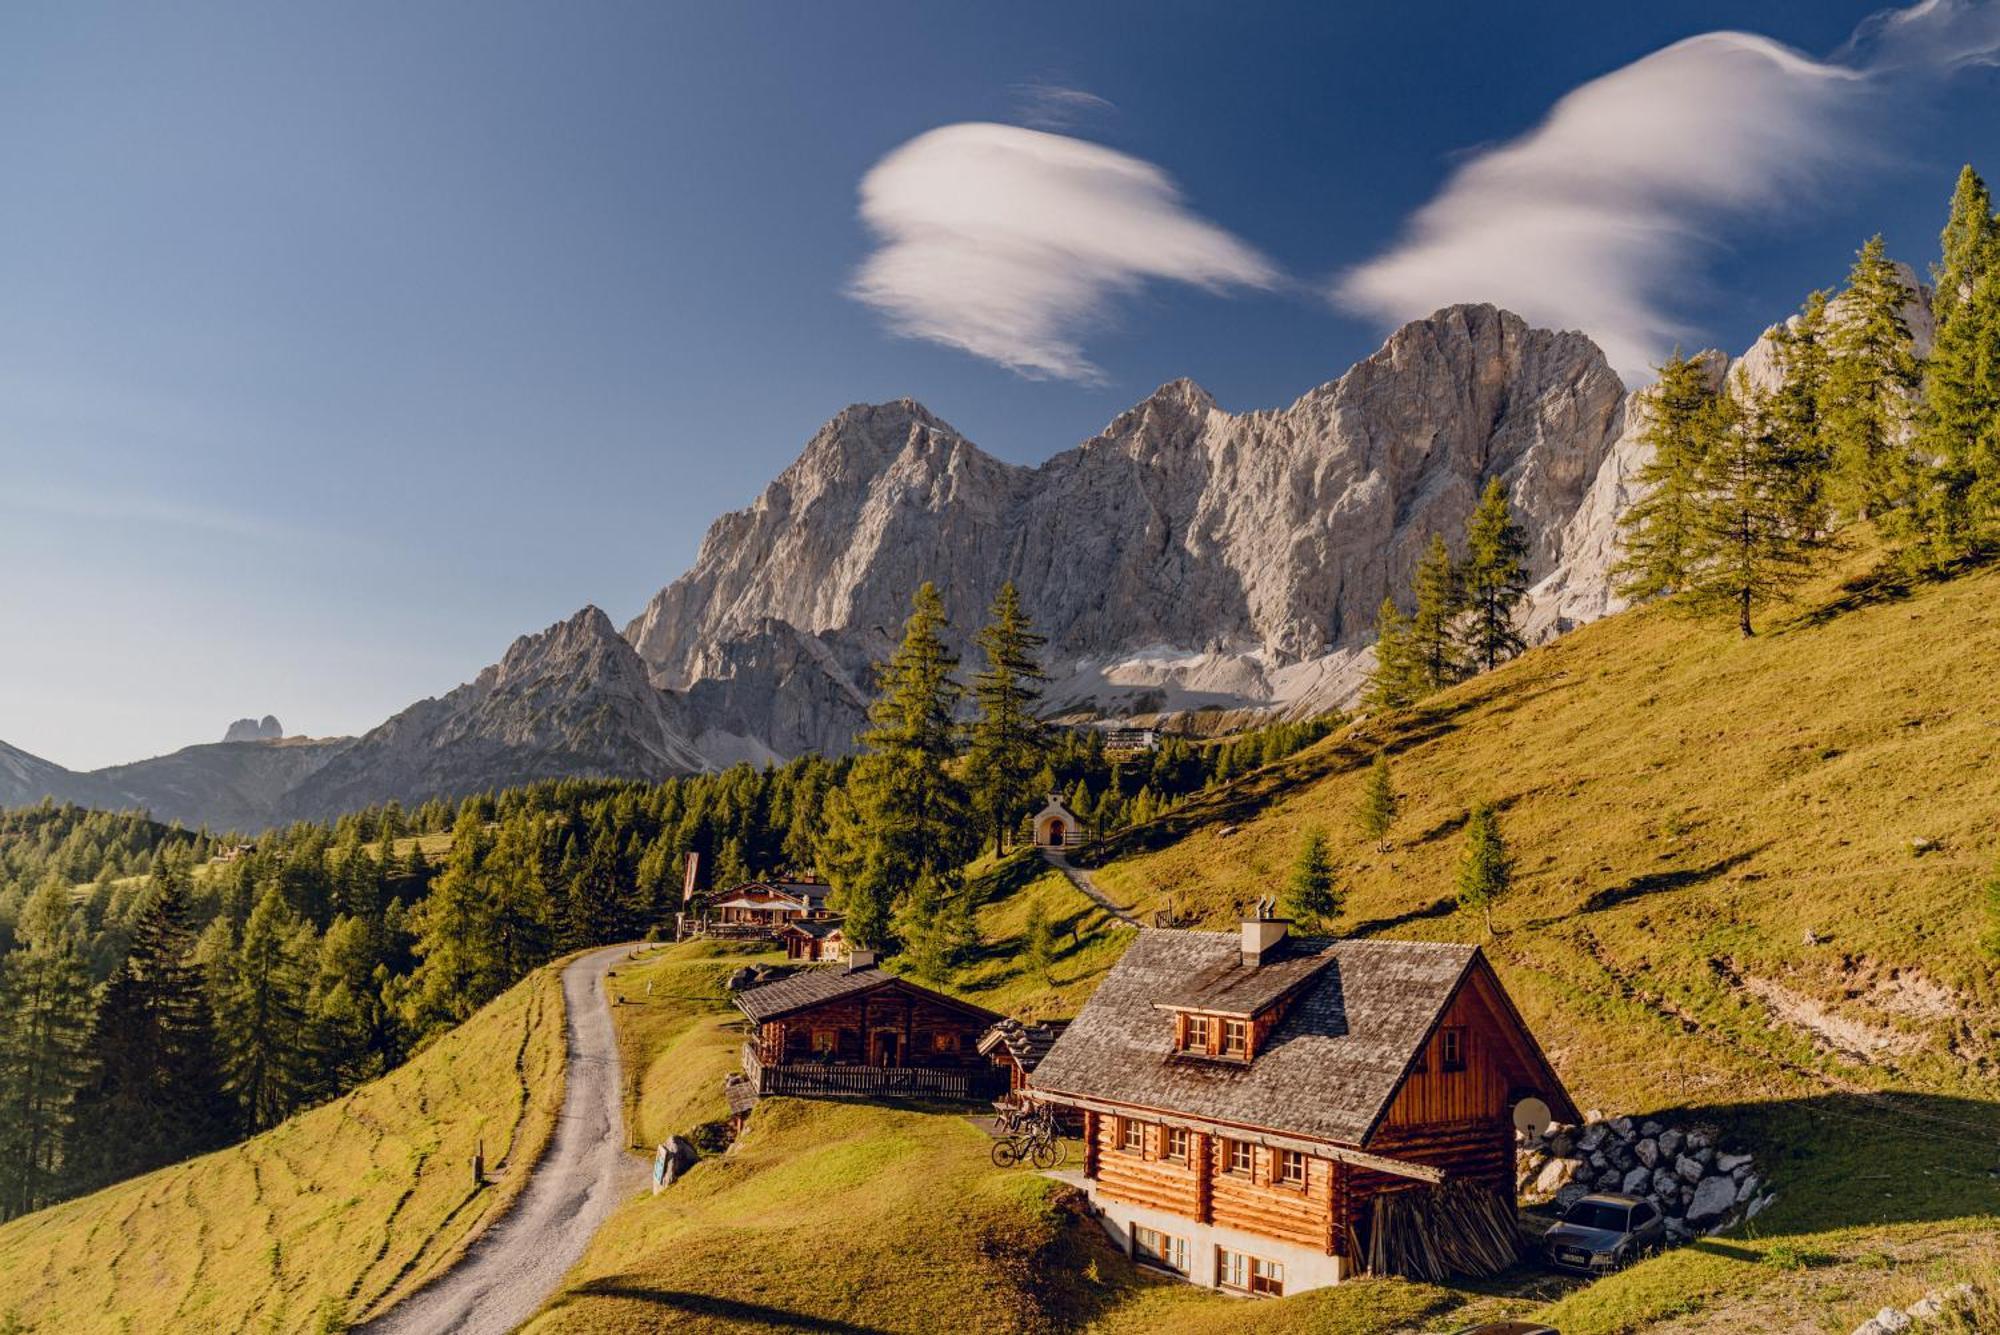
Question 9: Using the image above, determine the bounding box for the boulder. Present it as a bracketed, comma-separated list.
[1685, 1174, 1738, 1225]
[1532, 1156, 1585, 1198]
[1686, 1129, 1713, 1151]
[1634, 1138, 1659, 1168]
[1658, 1129, 1684, 1158]
[1622, 1166, 1652, 1194]
[724, 967, 757, 991]
[1652, 1167, 1680, 1197]
[1596, 1168, 1624, 1191]
[1746, 1192, 1774, 1219]
[1872, 1307, 1913, 1333]
[1549, 1131, 1575, 1158]
[1675, 1154, 1706, 1184]
[1578, 1125, 1608, 1153]
[1610, 1116, 1635, 1138]
[1640, 1119, 1664, 1137]
[1555, 1182, 1591, 1210]
[1736, 1173, 1761, 1204]
[1716, 1151, 1753, 1174]
[1589, 1150, 1609, 1171]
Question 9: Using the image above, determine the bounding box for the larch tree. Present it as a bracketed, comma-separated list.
[818, 582, 976, 951]
[1682, 375, 1826, 635]
[1455, 803, 1513, 939]
[1023, 899, 1056, 985]
[1355, 752, 1398, 853]
[1460, 477, 1530, 672]
[967, 582, 1050, 854]
[1362, 597, 1423, 712]
[1824, 235, 1921, 524]
[217, 885, 315, 1131]
[0, 882, 93, 1219]
[1409, 534, 1465, 693]
[1616, 351, 1723, 602]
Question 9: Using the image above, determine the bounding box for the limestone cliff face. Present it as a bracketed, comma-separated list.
[628, 303, 1625, 731]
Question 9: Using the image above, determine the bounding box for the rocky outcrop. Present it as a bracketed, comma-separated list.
[278, 606, 707, 823]
[1518, 1112, 1770, 1245]
[221, 715, 285, 743]
[629, 304, 1625, 732]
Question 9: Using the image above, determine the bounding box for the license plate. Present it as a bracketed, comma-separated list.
[1557, 1247, 1589, 1266]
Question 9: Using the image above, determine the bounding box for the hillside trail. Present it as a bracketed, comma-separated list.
[1039, 848, 1141, 927]
[358, 942, 645, 1335]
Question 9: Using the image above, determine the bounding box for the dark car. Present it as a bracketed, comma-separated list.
[1542, 1192, 1666, 1273]
[1449, 1324, 1561, 1335]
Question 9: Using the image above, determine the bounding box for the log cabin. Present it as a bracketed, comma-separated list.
[1027, 909, 1576, 1296]
[978, 1018, 1070, 1097]
[778, 916, 849, 962]
[735, 955, 1005, 1102]
[706, 879, 834, 929]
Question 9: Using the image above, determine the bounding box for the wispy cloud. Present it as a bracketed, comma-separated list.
[1334, 1, 2000, 382]
[1011, 80, 1116, 132]
[849, 122, 1278, 382]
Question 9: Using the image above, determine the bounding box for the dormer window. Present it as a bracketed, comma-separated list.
[1222, 1019, 1248, 1057]
[1186, 1015, 1212, 1051]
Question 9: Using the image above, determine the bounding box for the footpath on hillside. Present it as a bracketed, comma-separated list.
[1039, 848, 1141, 927]
[358, 941, 645, 1335]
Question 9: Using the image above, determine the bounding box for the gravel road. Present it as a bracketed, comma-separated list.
[1040, 848, 1141, 927]
[359, 942, 644, 1335]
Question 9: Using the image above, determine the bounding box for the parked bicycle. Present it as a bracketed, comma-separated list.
[990, 1106, 1067, 1170]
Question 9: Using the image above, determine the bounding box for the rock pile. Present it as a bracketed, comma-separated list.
[1517, 1112, 1774, 1243]
[1850, 1283, 1978, 1334]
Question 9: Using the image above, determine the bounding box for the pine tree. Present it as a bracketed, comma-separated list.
[0, 883, 93, 1218]
[1763, 292, 1836, 537]
[967, 583, 1050, 854]
[1023, 899, 1055, 985]
[1355, 752, 1398, 853]
[1824, 235, 1921, 523]
[217, 886, 314, 1131]
[1409, 534, 1465, 692]
[69, 873, 234, 1191]
[1284, 828, 1338, 929]
[1909, 168, 2000, 568]
[894, 871, 974, 982]
[1460, 478, 1530, 672]
[400, 823, 497, 1035]
[1362, 597, 1423, 712]
[1456, 803, 1512, 938]
[1617, 351, 1724, 601]
[818, 583, 975, 951]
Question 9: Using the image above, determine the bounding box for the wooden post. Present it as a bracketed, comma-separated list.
[1194, 1132, 1214, 1224]
[472, 1137, 484, 1187]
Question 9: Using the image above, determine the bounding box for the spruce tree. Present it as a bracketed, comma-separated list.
[966, 583, 1050, 854]
[1284, 828, 1338, 929]
[217, 886, 314, 1131]
[70, 873, 234, 1191]
[1824, 235, 1921, 523]
[1460, 477, 1530, 672]
[1763, 291, 1835, 536]
[1362, 597, 1423, 712]
[1409, 534, 1464, 692]
[400, 824, 496, 1035]
[818, 583, 975, 951]
[1456, 803, 1512, 939]
[0, 883, 93, 1219]
[1910, 167, 2000, 568]
[1355, 752, 1398, 853]
[1023, 899, 1055, 985]
[1617, 351, 1724, 601]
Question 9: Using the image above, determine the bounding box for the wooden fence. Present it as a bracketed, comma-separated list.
[741, 1042, 998, 1101]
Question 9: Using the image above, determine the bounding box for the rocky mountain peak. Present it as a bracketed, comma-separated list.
[222, 715, 284, 743]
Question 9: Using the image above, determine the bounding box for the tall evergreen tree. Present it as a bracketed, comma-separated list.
[1022, 899, 1055, 985]
[1456, 803, 1513, 939]
[399, 824, 496, 1035]
[0, 883, 93, 1218]
[1355, 752, 1398, 853]
[1362, 597, 1423, 712]
[1283, 828, 1338, 929]
[1617, 351, 1723, 602]
[69, 873, 233, 1191]
[967, 582, 1050, 853]
[1909, 168, 2000, 568]
[1684, 374, 1829, 634]
[1824, 235, 1921, 523]
[1409, 534, 1465, 692]
[1460, 478, 1530, 672]
[216, 886, 314, 1131]
[818, 583, 975, 951]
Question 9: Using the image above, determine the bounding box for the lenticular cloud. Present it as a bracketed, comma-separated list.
[850, 123, 1277, 382]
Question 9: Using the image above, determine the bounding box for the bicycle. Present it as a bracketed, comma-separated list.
[990, 1108, 1068, 1170]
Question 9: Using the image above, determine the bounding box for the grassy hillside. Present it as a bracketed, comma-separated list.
[0, 962, 566, 1334]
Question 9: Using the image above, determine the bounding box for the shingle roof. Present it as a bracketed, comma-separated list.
[977, 1018, 1071, 1070]
[1028, 930, 1480, 1147]
[779, 917, 845, 939]
[1151, 937, 1335, 1017]
[733, 966, 1001, 1025]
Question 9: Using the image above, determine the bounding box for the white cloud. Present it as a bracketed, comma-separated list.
[850, 122, 1278, 382]
[1335, 1, 2000, 383]
[1011, 80, 1116, 132]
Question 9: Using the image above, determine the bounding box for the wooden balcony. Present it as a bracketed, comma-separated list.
[741, 1041, 998, 1101]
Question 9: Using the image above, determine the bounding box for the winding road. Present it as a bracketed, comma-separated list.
[360, 942, 644, 1335]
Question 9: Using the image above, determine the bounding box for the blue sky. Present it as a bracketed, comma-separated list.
[3, 1, 1997, 769]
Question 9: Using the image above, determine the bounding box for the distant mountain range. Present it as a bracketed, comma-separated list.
[3, 285, 1929, 831]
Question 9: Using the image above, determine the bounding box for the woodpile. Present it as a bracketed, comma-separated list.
[1364, 1181, 1520, 1281]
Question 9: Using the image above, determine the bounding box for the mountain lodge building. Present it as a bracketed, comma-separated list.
[1027, 909, 1576, 1297]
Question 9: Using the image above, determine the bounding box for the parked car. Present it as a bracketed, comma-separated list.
[1449, 1323, 1560, 1335]
[1542, 1191, 1666, 1273]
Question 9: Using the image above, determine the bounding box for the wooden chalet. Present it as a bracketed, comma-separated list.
[735, 957, 1006, 1102]
[1027, 909, 1576, 1297]
[978, 1018, 1071, 1096]
[707, 878, 833, 928]
[778, 916, 849, 962]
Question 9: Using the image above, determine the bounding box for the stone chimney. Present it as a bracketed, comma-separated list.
[846, 948, 878, 973]
[1241, 896, 1288, 966]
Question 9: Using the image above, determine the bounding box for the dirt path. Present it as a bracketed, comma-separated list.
[1040, 848, 1141, 927]
[358, 942, 645, 1335]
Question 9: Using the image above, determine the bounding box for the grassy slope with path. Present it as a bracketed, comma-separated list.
[0, 962, 565, 1334]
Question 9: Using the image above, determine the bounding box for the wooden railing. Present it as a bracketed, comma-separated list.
[741, 1043, 995, 1101]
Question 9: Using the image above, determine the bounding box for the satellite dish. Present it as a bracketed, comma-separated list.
[1513, 1097, 1554, 1138]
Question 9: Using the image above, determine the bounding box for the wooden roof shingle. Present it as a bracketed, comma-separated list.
[1028, 930, 1486, 1147]
[733, 966, 1002, 1025]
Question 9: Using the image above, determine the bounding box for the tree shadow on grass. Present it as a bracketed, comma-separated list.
[555, 1281, 890, 1332]
[1344, 895, 1459, 939]
[1571, 845, 1769, 916]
